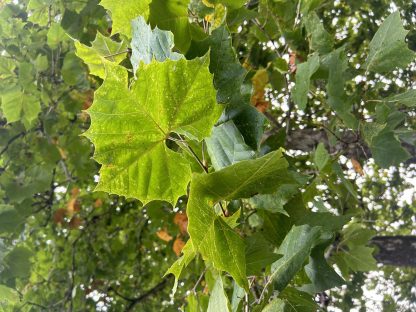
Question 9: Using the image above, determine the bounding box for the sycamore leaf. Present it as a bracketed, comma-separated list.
[156, 229, 173, 242]
[209, 25, 248, 106]
[365, 12, 415, 73]
[351, 158, 364, 176]
[231, 281, 245, 312]
[314, 143, 329, 171]
[268, 225, 321, 291]
[165, 240, 196, 294]
[324, 48, 357, 128]
[173, 212, 188, 235]
[1, 87, 40, 129]
[27, 0, 53, 26]
[245, 233, 281, 275]
[300, 243, 344, 293]
[0, 285, 19, 305]
[248, 183, 299, 215]
[100, 0, 151, 36]
[131, 16, 182, 74]
[371, 130, 410, 168]
[303, 12, 333, 54]
[292, 53, 319, 110]
[47, 22, 66, 49]
[341, 223, 376, 247]
[205, 120, 255, 170]
[386, 89, 416, 107]
[0, 205, 22, 234]
[301, 0, 325, 14]
[84, 57, 221, 205]
[149, 0, 205, 53]
[360, 122, 386, 146]
[207, 276, 231, 312]
[209, 26, 265, 149]
[1, 246, 33, 280]
[75, 32, 127, 79]
[279, 287, 320, 312]
[173, 237, 186, 256]
[262, 298, 285, 312]
[188, 150, 290, 290]
[342, 245, 377, 272]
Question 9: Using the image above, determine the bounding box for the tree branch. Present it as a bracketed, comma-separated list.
[125, 277, 171, 311]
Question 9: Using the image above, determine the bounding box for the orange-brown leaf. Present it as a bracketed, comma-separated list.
[173, 213, 188, 235]
[67, 198, 81, 216]
[254, 98, 270, 113]
[351, 158, 364, 176]
[71, 187, 80, 197]
[251, 69, 270, 112]
[156, 229, 173, 242]
[82, 90, 94, 110]
[69, 216, 82, 229]
[53, 208, 67, 224]
[173, 237, 185, 256]
[94, 198, 103, 208]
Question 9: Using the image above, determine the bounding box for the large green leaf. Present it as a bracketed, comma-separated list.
[314, 143, 329, 171]
[75, 32, 128, 79]
[209, 26, 247, 106]
[0, 87, 40, 129]
[0, 205, 22, 234]
[100, 0, 151, 36]
[261, 288, 319, 312]
[0, 246, 33, 280]
[187, 150, 290, 290]
[248, 183, 299, 215]
[279, 287, 319, 312]
[207, 276, 230, 312]
[341, 246, 377, 272]
[62, 52, 88, 86]
[84, 57, 222, 204]
[324, 48, 357, 128]
[245, 233, 280, 275]
[205, 120, 255, 170]
[131, 16, 182, 74]
[27, 0, 54, 26]
[292, 53, 319, 110]
[47, 22, 66, 49]
[0, 284, 19, 305]
[303, 12, 333, 54]
[386, 89, 416, 107]
[371, 130, 410, 167]
[262, 298, 285, 312]
[365, 11, 414, 73]
[268, 225, 321, 291]
[209, 26, 265, 149]
[149, 0, 204, 53]
[301, 243, 344, 293]
[165, 240, 196, 294]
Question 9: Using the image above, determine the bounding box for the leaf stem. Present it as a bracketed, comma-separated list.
[170, 135, 228, 216]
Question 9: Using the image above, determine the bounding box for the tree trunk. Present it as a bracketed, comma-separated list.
[371, 236, 416, 267]
[263, 128, 416, 163]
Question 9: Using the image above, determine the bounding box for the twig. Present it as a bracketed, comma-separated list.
[126, 278, 170, 311]
[0, 132, 25, 156]
[170, 135, 208, 173]
[191, 268, 208, 293]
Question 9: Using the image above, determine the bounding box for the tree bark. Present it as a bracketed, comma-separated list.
[263, 128, 416, 163]
[370, 236, 416, 267]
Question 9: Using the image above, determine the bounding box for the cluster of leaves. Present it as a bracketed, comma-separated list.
[0, 0, 415, 311]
